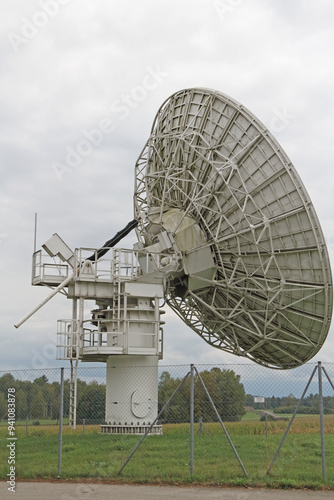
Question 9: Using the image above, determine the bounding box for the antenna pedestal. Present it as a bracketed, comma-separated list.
[102, 355, 162, 435]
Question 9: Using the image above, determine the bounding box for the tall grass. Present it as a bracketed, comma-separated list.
[0, 416, 333, 488]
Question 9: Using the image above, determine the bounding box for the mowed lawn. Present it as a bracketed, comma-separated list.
[1, 415, 334, 489]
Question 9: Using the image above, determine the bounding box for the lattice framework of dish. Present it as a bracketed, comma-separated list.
[134, 88, 332, 369]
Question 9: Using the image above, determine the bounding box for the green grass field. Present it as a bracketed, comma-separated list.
[1, 415, 333, 489]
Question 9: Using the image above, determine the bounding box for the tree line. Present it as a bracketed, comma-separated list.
[1, 368, 333, 424]
[245, 392, 334, 415]
[158, 367, 246, 423]
[0, 373, 105, 423]
[0, 368, 246, 424]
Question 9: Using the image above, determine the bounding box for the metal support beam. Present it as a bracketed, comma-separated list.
[194, 366, 248, 477]
[14, 274, 72, 329]
[190, 364, 194, 476]
[267, 364, 317, 474]
[318, 361, 326, 480]
[58, 367, 64, 476]
[118, 370, 191, 476]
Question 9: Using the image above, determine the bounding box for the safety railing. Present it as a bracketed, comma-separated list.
[32, 246, 175, 287]
[56, 319, 80, 360]
[56, 320, 163, 359]
[32, 250, 69, 286]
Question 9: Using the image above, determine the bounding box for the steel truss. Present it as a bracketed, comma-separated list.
[134, 88, 333, 369]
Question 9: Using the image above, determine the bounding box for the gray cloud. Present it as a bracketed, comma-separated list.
[1, 0, 334, 370]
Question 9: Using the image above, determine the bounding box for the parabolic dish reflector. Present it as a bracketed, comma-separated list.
[134, 88, 332, 369]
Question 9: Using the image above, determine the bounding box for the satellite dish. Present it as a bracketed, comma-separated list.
[134, 87, 333, 369]
[16, 87, 333, 431]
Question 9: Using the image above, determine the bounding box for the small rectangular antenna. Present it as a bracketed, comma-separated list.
[34, 212, 37, 253]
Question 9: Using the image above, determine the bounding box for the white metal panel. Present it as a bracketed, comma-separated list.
[42, 233, 74, 266]
[105, 355, 159, 426]
[125, 281, 164, 298]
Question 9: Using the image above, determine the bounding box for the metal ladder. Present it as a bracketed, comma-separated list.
[69, 359, 78, 428]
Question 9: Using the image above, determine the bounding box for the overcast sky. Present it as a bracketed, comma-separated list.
[1, 0, 334, 373]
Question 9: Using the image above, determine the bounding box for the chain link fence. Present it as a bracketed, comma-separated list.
[1, 362, 333, 484]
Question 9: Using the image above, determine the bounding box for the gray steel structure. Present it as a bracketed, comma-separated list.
[134, 88, 333, 369]
[15, 88, 333, 430]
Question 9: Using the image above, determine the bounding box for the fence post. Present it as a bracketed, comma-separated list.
[58, 367, 64, 476]
[318, 362, 326, 480]
[25, 416, 28, 437]
[194, 366, 248, 477]
[83, 418, 85, 435]
[190, 364, 194, 477]
[267, 364, 317, 474]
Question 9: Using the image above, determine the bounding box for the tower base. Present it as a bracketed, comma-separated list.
[105, 355, 160, 427]
[100, 423, 163, 435]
